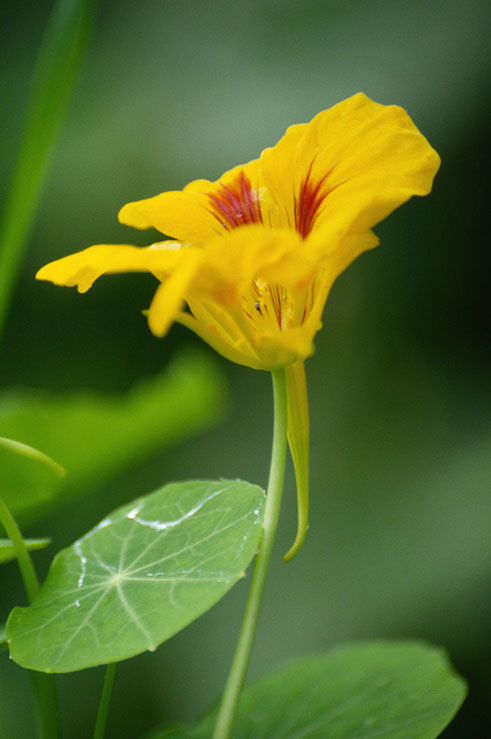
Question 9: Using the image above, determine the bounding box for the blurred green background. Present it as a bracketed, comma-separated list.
[1, 0, 489, 736]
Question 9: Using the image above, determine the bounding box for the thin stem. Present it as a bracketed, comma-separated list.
[30, 676, 60, 739]
[93, 663, 117, 739]
[213, 368, 288, 739]
[0, 498, 59, 738]
[0, 498, 40, 601]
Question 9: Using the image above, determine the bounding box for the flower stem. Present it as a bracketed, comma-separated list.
[93, 663, 117, 739]
[0, 498, 59, 738]
[213, 368, 288, 739]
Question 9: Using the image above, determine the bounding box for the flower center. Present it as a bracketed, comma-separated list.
[242, 280, 296, 334]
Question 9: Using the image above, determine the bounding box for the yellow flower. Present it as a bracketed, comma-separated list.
[37, 94, 439, 369]
[36, 93, 440, 559]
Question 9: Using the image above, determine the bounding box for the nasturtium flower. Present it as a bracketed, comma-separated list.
[37, 93, 440, 559]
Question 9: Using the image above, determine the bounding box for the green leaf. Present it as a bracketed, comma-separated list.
[0, 538, 51, 565]
[7, 479, 264, 673]
[152, 641, 466, 739]
[0, 0, 96, 336]
[0, 350, 227, 523]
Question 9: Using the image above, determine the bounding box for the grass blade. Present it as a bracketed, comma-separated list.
[0, 0, 97, 339]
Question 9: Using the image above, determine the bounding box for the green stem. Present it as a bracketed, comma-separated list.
[93, 663, 117, 739]
[0, 499, 39, 601]
[30, 676, 60, 739]
[0, 498, 59, 738]
[213, 368, 288, 739]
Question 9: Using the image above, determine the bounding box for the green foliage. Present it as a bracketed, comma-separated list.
[0, 0, 97, 335]
[154, 641, 466, 738]
[0, 0, 481, 736]
[7, 479, 265, 673]
[0, 350, 227, 523]
[0, 538, 51, 565]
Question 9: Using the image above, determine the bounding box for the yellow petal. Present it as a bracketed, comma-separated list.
[302, 230, 379, 341]
[147, 251, 202, 337]
[253, 326, 315, 369]
[193, 225, 318, 292]
[36, 243, 182, 293]
[119, 191, 220, 245]
[284, 360, 310, 561]
[260, 93, 440, 241]
[175, 308, 265, 369]
[118, 159, 269, 245]
[178, 226, 325, 368]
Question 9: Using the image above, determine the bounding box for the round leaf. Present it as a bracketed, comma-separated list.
[155, 641, 466, 738]
[7, 480, 264, 672]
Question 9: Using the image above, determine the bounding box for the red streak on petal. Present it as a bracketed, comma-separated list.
[206, 170, 263, 230]
[294, 160, 342, 238]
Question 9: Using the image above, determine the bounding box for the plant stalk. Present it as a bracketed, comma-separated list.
[0, 498, 59, 738]
[212, 367, 288, 738]
[93, 663, 117, 739]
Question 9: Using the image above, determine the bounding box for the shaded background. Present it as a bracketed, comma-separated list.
[1, 0, 489, 736]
